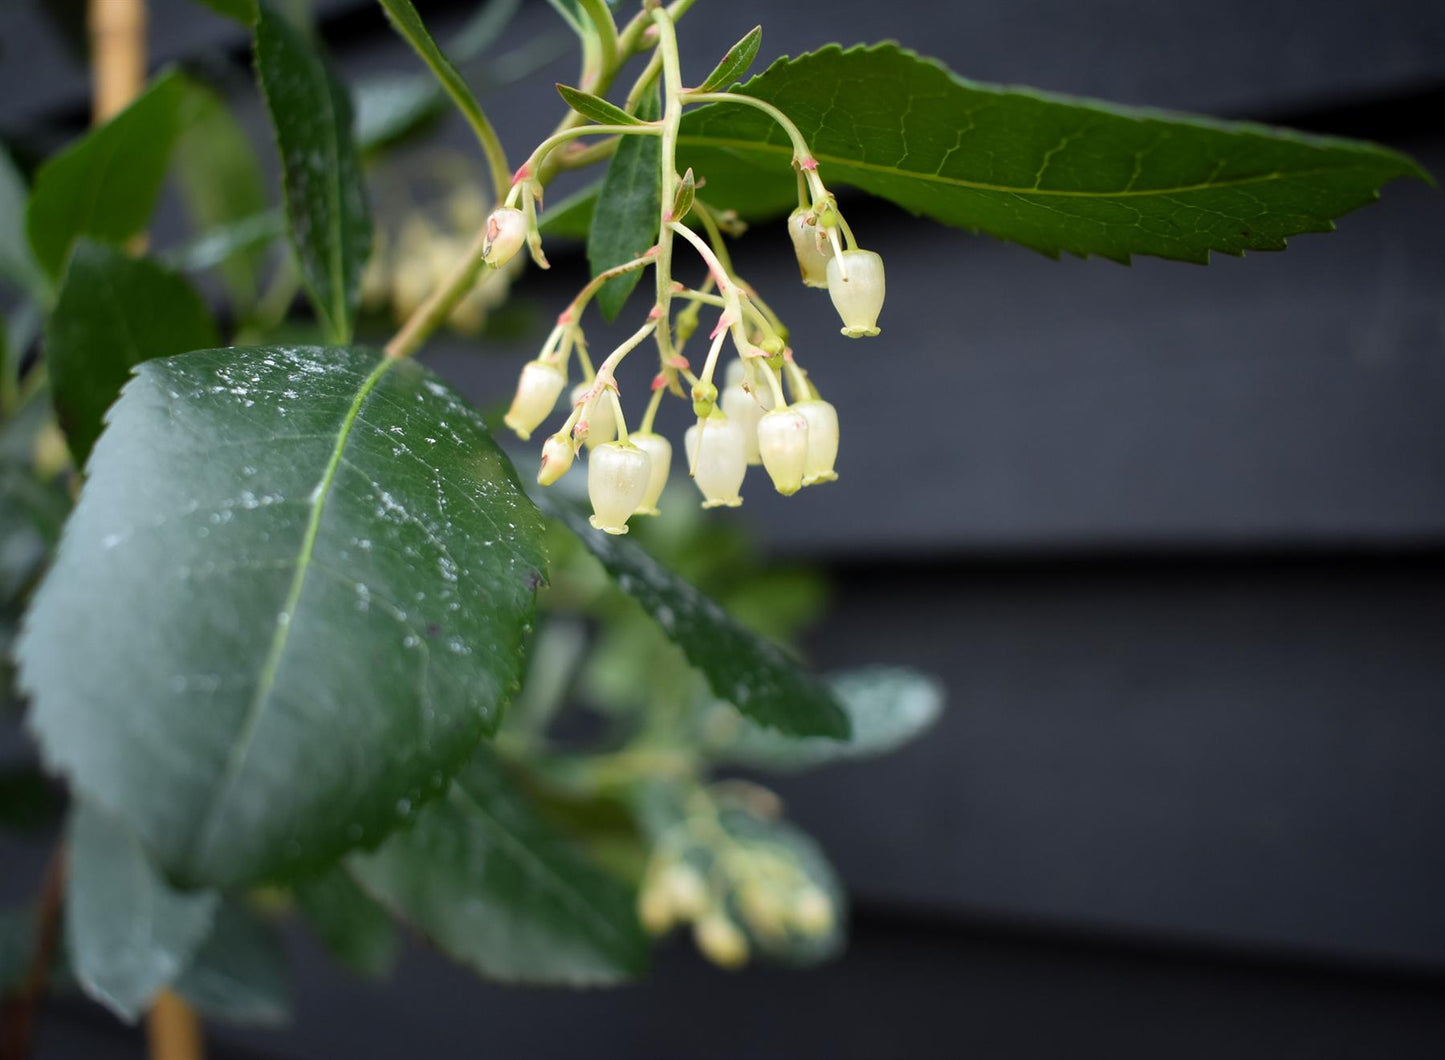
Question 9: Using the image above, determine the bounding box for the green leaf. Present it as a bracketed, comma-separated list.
[19, 345, 547, 886]
[538, 180, 600, 240]
[671, 167, 696, 223]
[707, 667, 942, 772]
[588, 84, 661, 321]
[65, 803, 220, 1022]
[174, 900, 290, 1026]
[556, 83, 642, 127]
[539, 496, 849, 739]
[191, 0, 255, 21]
[0, 147, 46, 299]
[26, 71, 189, 279]
[45, 242, 219, 466]
[676, 44, 1431, 264]
[163, 210, 284, 277]
[354, 73, 446, 154]
[254, 2, 372, 341]
[694, 25, 761, 93]
[349, 748, 648, 985]
[294, 867, 399, 979]
[173, 81, 270, 308]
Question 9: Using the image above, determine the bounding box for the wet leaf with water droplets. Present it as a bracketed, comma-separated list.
[20, 345, 547, 886]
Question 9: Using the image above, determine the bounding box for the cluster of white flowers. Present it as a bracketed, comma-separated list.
[489, 5, 884, 535]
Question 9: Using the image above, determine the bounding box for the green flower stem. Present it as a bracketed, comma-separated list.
[564, 250, 659, 321]
[515, 123, 662, 193]
[384, 224, 498, 359]
[689, 201, 734, 276]
[683, 91, 815, 165]
[577, 0, 619, 75]
[637, 378, 666, 434]
[650, 5, 685, 371]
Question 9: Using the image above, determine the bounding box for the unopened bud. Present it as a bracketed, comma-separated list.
[537, 433, 575, 486]
[787, 207, 834, 288]
[571, 383, 617, 449]
[756, 408, 810, 496]
[661, 862, 708, 918]
[685, 414, 747, 508]
[629, 431, 673, 515]
[738, 882, 788, 940]
[588, 442, 651, 535]
[482, 206, 527, 268]
[791, 887, 835, 936]
[793, 398, 839, 485]
[720, 384, 764, 466]
[694, 912, 749, 970]
[638, 882, 675, 934]
[691, 380, 718, 418]
[826, 249, 885, 338]
[504, 360, 565, 440]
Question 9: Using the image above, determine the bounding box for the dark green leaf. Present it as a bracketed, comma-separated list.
[350, 748, 648, 985]
[254, 3, 371, 341]
[173, 81, 269, 307]
[27, 71, 189, 279]
[163, 210, 284, 276]
[191, 0, 254, 21]
[556, 83, 642, 127]
[539, 495, 849, 739]
[0, 147, 46, 298]
[65, 803, 220, 1022]
[538, 180, 600, 240]
[174, 900, 290, 1026]
[588, 84, 660, 321]
[20, 345, 547, 886]
[693, 25, 761, 93]
[677, 43, 1431, 263]
[707, 667, 942, 772]
[295, 867, 399, 979]
[46, 242, 219, 466]
[671, 167, 696, 222]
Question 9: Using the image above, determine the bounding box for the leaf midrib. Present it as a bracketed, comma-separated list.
[676, 133, 1393, 201]
[188, 354, 396, 871]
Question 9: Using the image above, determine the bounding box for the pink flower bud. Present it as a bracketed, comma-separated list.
[826, 249, 885, 337]
[503, 360, 565, 440]
[482, 206, 527, 268]
[629, 431, 672, 515]
[756, 408, 810, 496]
[787, 207, 834, 288]
[793, 398, 839, 484]
[537, 433, 575, 486]
[684, 415, 746, 508]
[588, 442, 651, 535]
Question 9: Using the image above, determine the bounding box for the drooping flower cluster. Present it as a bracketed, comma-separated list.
[490, 5, 883, 534]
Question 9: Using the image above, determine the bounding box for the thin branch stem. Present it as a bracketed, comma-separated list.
[384, 225, 498, 359]
[682, 91, 814, 163]
[146, 991, 204, 1060]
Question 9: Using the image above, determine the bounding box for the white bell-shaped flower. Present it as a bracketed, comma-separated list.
[684, 415, 746, 508]
[825, 249, 885, 337]
[504, 360, 565, 440]
[720, 383, 764, 466]
[793, 398, 839, 484]
[756, 408, 810, 496]
[572, 383, 617, 449]
[481, 206, 527, 268]
[787, 207, 834, 288]
[537, 433, 575, 486]
[629, 431, 672, 515]
[588, 442, 651, 535]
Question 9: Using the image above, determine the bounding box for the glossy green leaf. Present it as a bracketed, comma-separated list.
[174, 900, 290, 1026]
[295, 867, 399, 979]
[588, 85, 660, 321]
[45, 242, 219, 466]
[173, 81, 269, 307]
[706, 667, 943, 772]
[540, 496, 849, 739]
[349, 748, 648, 985]
[26, 71, 189, 279]
[556, 83, 642, 127]
[676, 44, 1431, 263]
[0, 147, 46, 298]
[20, 345, 547, 886]
[694, 25, 761, 93]
[65, 803, 220, 1022]
[254, 2, 371, 341]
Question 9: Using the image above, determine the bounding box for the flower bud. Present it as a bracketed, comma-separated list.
[826, 249, 885, 337]
[787, 207, 833, 288]
[684, 415, 747, 508]
[638, 883, 674, 934]
[571, 383, 617, 449]
[793, 398, 839, 484]
[791, 887, 835, 936]
[756, 408, 809, 496]
[587, 442, 651, 535]
[629, 431, 672, 515]
[720, 384, 764, 466]
[537, 433, 575, 486]
[661, 862, 707, 919]
[691, 380, 718, 418]
[504, 360, 565, 440]
[481, 206, 527, 268]
[694, 912, 748, 970]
